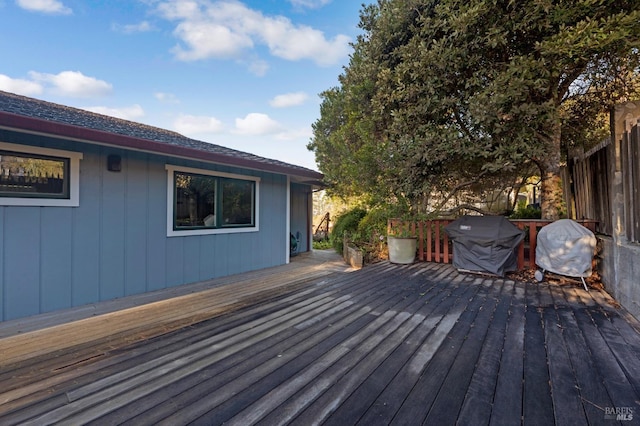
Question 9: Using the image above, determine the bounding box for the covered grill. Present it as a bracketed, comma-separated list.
[445, 215, 525, 277]
[535, 219, 597, 290]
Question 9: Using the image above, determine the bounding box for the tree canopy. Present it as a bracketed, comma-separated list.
[308, 0, 640, 219]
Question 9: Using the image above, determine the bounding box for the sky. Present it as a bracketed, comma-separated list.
[0, 0, 366, 171]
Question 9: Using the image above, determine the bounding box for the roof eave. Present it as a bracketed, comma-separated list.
[0, 111, 324, 181]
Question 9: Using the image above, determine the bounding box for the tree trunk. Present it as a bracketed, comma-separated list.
[538, 122, 565, 220]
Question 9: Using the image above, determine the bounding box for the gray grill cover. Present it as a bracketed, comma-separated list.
[445, 215, 525, 276]
[536, 219, 596, 278]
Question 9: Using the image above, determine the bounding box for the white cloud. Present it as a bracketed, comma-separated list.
[16, 0, 72, 15]
[170, 20, 254, 60]
[248, 59, 269, 77]
[112, 21, 153, 34]
[155, 0, 350, 67]
[234, 113, 283, 135]
[28, 71, 112, 98]
[82, 104, 145, 121]
[275, 126, 313, 141]
[288, 0, 332, 10]
[269, 91, 308, 108]
[0, 74, 43, 96]
[154, 92, 180, 103]
[173, 114, 225, 135]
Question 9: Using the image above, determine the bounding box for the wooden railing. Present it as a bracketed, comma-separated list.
[388, 218, 598, 271]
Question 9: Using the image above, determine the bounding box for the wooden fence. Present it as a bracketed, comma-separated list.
[620, 123, 640, 242]
[0, 174, 65, 196]
[388, 218, 598, 271]
[569, 140, 612, 236]
[570, 121, 640, 242]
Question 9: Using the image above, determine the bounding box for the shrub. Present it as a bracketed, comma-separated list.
[355, 206, 391, 262]
[330, 207, 367, 254]
[357, 205, 390, 238]
[313, 239, 333, 250]
[510, 199, 541, 219]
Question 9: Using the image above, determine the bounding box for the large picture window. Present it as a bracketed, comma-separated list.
[167, 165, 259, 236]
[0, 142, 82, 207]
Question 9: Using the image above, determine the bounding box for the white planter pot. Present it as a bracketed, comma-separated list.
[388, 236, 417, 264]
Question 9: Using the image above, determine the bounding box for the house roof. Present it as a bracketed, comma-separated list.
[0, 90, 323, 182]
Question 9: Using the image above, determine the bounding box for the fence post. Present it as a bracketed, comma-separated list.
[418, 221, 424, 261]
[529, 221, 537, 269]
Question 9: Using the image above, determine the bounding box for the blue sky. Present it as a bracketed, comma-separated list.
[0, 0, 365, 171]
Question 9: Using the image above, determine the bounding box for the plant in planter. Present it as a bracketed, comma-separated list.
[387, 219, 417, 264]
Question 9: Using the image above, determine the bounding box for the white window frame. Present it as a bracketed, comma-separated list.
[166, 164, 260, 237]
[0, 142, 82, 207]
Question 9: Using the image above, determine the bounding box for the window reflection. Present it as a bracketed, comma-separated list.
[0, 150, 69, 198]
[173, 171, 255, 230]
[175, 172, 216, 228]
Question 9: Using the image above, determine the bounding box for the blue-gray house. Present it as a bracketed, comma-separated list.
[0, 90, 323, 322]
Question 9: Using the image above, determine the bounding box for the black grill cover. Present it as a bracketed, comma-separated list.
[444, 215, 525, 276]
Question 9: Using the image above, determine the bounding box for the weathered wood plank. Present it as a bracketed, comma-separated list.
[488, 281, 525, 426]
[422, 279, 500, 425]
[540, 288, 588, 425]
[252, 310, 420, 425]
[0, 255, 339, 338]
[571, 305, 640, 417]
[386, 281, 483, 425]
[95, 262, 410, 422]
[456, 280, 511, 425]
[321, 276, 470, 425]
[0, 276, 327, 389]
[100, 266, 405, 424]
[356, 277, 480, 425]
[555, 303, 616, 424]
[126, 313, 375, 426]
[46, 290, 365, 424]
[161, 268, 427, 425]
[590, 312, 640, 395]
[521, 283, 554, 426]
[0, 275, 337, 406]
[197, 270, 435, 425]
[353, 275, 476, 425]
[269, 275, 458, 425]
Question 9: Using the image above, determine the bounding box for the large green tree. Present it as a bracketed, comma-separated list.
[309, 0, 640, 219]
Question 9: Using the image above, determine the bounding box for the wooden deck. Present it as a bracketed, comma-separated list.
[1, 251, 639, 425]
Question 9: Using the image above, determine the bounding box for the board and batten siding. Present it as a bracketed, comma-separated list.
[290, 183, 312, 253]
[0, 131, 291, 321]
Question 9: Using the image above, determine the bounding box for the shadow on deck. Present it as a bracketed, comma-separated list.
[1, 251, 639, 425]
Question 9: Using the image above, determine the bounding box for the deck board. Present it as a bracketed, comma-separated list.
[355, 272, 475, 425]
[384, 278, 483, 425]
[1, 251, 640, 425]
[422, 279, 498, 425]
[489, 281, 526, 426]
[522, 285, 554, 426]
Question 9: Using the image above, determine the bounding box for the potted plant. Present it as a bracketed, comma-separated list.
[387, 219, 417, 264]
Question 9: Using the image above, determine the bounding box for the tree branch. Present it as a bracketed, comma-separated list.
[431, 169, 491, 213]
[438, 203, 497, 217]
